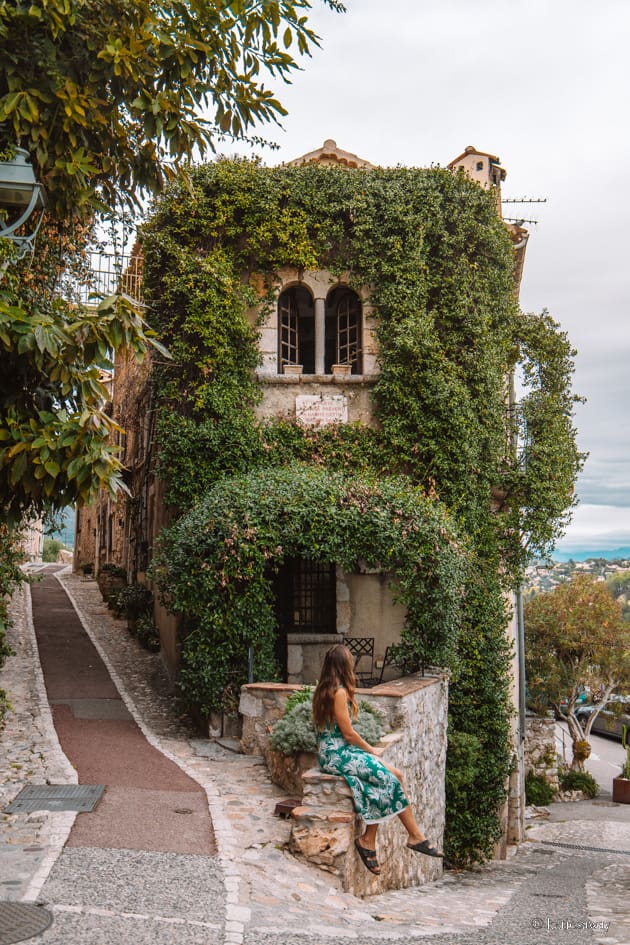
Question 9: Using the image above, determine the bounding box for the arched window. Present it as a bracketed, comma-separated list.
[325, 287, 362, 374]
[278, 286, 314, 374]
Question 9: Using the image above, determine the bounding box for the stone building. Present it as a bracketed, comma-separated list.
[73, 140, 531, 855]
[75, 139, 527, 658]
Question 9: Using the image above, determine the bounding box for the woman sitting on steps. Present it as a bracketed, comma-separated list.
[312, 643, 443, 875]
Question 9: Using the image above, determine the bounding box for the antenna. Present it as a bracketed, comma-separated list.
[501, 197, 547, 204]
[502, 197, 547, 226]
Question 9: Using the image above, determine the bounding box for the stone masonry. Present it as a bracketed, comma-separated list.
[239, 674, 448, 898]
[525, 714, 559, 791]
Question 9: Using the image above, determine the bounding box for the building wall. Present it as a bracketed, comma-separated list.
[255, 374, 378, 427]
[341, 570, 406, 656]
[20, 520, 44, 563]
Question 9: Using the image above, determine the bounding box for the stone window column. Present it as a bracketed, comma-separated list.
[314, 297, 325, 375]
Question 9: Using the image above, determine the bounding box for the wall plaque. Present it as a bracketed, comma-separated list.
[296, 394, 348, 427]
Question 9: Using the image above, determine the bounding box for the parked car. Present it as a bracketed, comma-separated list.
[575, 695, 630, 741]
[552, 688, 589, 720]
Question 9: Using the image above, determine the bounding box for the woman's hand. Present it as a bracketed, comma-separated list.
[382, 759, 404, 785]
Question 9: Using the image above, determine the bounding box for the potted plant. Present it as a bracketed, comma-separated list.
[331, 363, 352, 379]
[97, 562, 127, 600]
[113, 582, 153, 634]
[612, 725, 630, 803]
[134, 612, 160, 652]
[80, 562, 93, 577]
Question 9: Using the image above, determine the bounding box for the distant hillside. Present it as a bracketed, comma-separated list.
[49, 507, 75, 549]
[553, 547, 630, 563]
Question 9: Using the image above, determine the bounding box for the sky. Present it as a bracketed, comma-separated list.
[226, 0, 630, 554]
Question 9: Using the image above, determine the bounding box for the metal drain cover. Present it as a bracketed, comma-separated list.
[0, 902, 53, 945]
[5, 784, 105, 814]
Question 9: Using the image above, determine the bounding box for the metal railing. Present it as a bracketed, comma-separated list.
[505, 401, 532, 469]
[60, 251, 143, 305]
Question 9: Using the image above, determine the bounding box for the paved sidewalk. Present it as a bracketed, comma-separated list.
[2, 566, 630, 944]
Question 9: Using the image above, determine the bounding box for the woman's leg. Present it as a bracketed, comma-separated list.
[357, 822, 378, 850]
[398, 805, 444, 857]
[397, 805, 426, 845]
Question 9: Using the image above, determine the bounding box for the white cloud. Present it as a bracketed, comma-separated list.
[557, 505, 630, 552]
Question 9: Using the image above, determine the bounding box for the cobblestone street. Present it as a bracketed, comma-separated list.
[1, 567, 630, 944]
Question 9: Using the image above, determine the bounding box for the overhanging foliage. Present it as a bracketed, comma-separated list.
[0, 0, 345, 214]
[152, 463, 466, 708]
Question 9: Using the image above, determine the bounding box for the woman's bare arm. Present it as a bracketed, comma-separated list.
[333, 688, 377, 753]
[333, 688, 404, 782]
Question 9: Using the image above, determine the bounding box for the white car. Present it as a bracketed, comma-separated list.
[576, 695, 630, 742]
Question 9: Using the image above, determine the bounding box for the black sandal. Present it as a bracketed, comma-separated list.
[355, 838, 380, 874]
[407, 839, 444, 858]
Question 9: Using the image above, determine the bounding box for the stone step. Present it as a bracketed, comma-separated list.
[289, 805, 355, 873]
[301, 769, 354, 809]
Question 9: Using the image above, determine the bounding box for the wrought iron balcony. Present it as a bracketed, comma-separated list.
[61, 251, 143, 306]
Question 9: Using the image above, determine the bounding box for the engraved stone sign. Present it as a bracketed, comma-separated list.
[296, 394, 348, 427]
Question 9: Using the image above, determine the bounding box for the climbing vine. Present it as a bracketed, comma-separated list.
[142, 158, 583, 864]
[0, 524, 25, 728]
[152, 463, 466, 711]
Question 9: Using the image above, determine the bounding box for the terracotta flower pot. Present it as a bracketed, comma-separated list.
[612, 776, 630, 803]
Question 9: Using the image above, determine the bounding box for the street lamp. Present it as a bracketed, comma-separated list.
[0, 147, 46, 258]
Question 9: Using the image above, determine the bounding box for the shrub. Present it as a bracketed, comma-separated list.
[111, 583, 153, 619]
[0, 525, 24, 729]
[525, 770, 556, 806]
[135, 613, 160, 652]
[269, 699, 383, 756]
[42, 537, 66, 562]
[284, 685, 314, 715]
[0, 689, 12, 732]
[559, 769, 599, 799]
[98, 563, 126, 577]
[445, 731, 483, 796]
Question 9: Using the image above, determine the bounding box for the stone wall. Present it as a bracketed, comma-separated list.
[239, 674, 448, 897]
[524, 714, 559, 790]
[286, 634, 341, 686]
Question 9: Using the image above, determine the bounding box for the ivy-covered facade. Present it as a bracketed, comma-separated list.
[74, 141, 583, 865]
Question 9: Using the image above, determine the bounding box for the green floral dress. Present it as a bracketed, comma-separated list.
[317, 720, 409, 824]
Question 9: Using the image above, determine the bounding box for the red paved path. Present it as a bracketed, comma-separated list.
[30, 569, 216, 856]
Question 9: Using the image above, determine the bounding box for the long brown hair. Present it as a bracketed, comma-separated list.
[312, 644, 358, 730]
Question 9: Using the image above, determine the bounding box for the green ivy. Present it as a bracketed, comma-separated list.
[141, 158, 583, 865]
[152, 463, 466, 713]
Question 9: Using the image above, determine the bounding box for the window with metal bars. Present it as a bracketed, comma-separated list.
[325, 287, 362, 374]
[274, 558, 337, 634]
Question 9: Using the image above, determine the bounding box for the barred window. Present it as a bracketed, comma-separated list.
[274, 558, 336, 634]
[277, 284, 362, 375]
